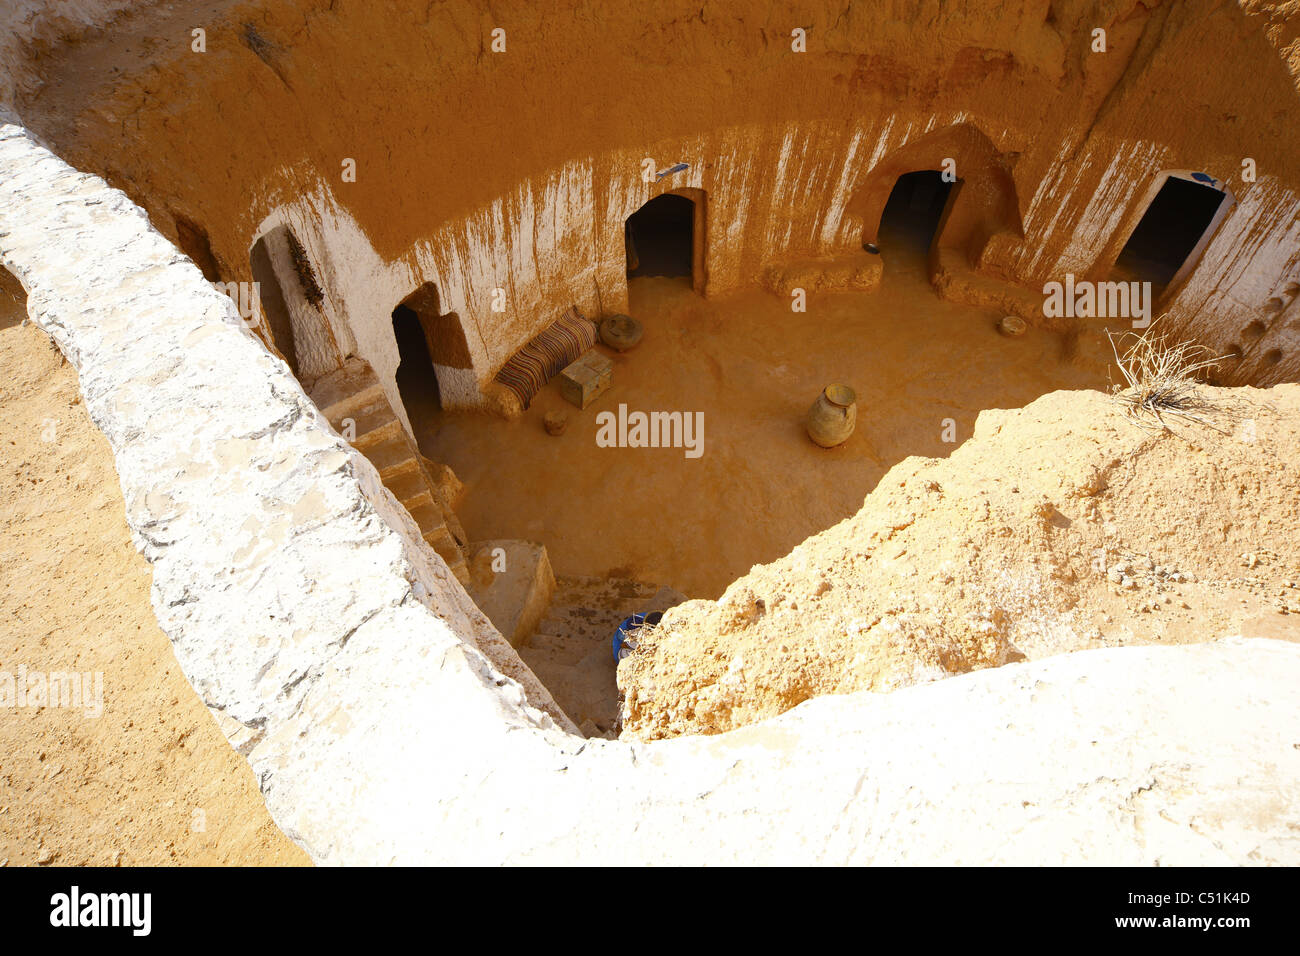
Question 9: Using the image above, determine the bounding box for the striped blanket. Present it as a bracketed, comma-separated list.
[493, 306, 598, 409]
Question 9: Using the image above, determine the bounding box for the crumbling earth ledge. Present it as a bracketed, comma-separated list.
[2, 124, 1298, 865]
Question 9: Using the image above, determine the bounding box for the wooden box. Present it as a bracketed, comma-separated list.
[558, 350, 613, 409]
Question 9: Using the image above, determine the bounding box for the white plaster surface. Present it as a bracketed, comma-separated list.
[3, 123, 1300, 865]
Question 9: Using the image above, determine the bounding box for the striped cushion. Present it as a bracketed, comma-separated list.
[493, 306, 598, 409]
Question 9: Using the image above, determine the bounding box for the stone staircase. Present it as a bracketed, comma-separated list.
[309, 358, 469, 582]
[518, 575, 686, 737]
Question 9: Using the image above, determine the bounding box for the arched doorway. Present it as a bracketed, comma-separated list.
[390, 281, 471, 421]
[877, 170, 960, 259]
[847, 122, 1022, 269]
[625, 190, 707, 294]
[393, 303, 440, 413]
[249, 226, 303, 376]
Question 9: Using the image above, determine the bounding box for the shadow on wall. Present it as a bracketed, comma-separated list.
[0, 263, 27, 329]
[172, 213, 223, 284]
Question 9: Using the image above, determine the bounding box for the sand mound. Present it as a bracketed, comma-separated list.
[618, 384, 1300, 740]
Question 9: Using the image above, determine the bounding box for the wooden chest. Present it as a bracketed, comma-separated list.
[558, 350, 613, 409]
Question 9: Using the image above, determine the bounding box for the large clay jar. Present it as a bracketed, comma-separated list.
[805, 384, 857, 447]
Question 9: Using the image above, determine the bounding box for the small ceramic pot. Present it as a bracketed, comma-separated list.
[806, 384, 857, 448]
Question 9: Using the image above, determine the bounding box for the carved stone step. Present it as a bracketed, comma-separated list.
[367, 436, 420, 481]
[384, 468, 434, 513]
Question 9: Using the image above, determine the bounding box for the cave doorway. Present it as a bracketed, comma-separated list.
[626, 192, 703, 291]
[877, 170, 958, 257]
[390, 282, 471, 422]
[393, 303, 441, 414]
[249, 229, 300, 376]
[1113, 175, 1228, 296]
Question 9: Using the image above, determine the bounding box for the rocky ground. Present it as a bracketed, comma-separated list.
[618, 383, 1300, 740]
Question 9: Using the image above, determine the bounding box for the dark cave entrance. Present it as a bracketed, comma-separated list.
[626, 193, 696, 283]
[878, 170, 958, 257]
[249, 229, 300, 377]
[393, 303, 442, 413]
[390, 282, 472, 423]
[1113, 176, 1228, 295]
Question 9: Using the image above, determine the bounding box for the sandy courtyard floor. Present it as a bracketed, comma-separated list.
[415, 248, 1117, 598]
[0, 318, 305, 866]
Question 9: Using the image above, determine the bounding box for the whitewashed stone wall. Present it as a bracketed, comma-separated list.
[3, 123, 1299, 865]
[0, 123, 576, 736]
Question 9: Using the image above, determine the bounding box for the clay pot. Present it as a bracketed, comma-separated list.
[806, 384, 857, 448]
[599, 313, 644, 351]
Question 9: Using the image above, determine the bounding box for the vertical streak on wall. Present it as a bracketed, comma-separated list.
[821, 129, 866, 248]
[1163, 179, 1300, 383]
[255, 118, 1300, 432]
[1048, 141, 1170, 277]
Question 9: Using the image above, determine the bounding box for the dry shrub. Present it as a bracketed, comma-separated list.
[1106, 319, 1241, 433]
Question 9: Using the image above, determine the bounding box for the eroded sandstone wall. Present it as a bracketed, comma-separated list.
[0, 0, 138, 120]
[6, 0, 1298, 417]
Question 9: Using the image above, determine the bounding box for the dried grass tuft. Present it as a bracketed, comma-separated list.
[1107, 319, 1240, 433]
